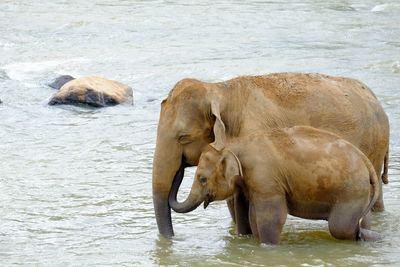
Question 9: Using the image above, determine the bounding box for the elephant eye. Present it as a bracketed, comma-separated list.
[199, 176, 208, 184]
[178, 134, 192, 144]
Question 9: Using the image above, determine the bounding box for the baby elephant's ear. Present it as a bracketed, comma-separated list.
[220, 149, 243, 182]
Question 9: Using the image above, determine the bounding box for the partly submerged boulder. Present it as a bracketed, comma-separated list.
[48, 76, 133, 107]
[0, 69, 10, 80]
[48, 75, 75, 90]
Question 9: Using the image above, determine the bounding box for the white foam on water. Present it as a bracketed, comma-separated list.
[371, 4, 388, 12]
[393, 62, 400, 73]
[3, 57, 89, 82]
[0, 41, 15, 49]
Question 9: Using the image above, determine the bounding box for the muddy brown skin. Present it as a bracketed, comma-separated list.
[48, 76, 133, 107]
[179, 126, 380, 244]
[153, 72, 389, 238]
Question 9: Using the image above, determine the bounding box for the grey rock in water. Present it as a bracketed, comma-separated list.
[48, 75, 75, 90]
[48, 76, 133, 107]
[0, 69, 10, 80]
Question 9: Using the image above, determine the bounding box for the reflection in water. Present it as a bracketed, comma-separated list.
[148, 211, 397, 266]
[217, 217, 384, 266]
[151, 237, 175, 266]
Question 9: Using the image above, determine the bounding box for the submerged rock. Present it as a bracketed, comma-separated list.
[48, 75, 75, 90]
[0, 69, 10, 80]
[48, 76, 133, 107]
[0, 99, 2, 104]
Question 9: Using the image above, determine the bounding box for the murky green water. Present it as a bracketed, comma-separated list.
[1, 0, 399, 266]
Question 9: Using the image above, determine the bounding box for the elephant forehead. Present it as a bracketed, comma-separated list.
[168, 78, 208, 98]
[162, 110, 211, 138]
[162, 99, 205, 121]
[199, 149, 221, 164]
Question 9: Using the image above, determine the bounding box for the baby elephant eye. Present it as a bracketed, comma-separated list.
[198, 176, 208, 184]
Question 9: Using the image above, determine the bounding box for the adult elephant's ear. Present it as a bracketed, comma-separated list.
[210, 99, 226, 151]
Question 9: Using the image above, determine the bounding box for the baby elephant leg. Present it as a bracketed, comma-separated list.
[328, 201, 377, 241]
[253, 194, 287, 245]
[358, 211, 381, 241]
[234, 192, 252, 235]
[359, 228, 382, 241]
[249, 202, 259, 239]
[360, 211, 371, 229]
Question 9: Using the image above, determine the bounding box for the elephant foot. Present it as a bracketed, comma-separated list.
[372, 179, 385, 212]
[359, 228, 382, 242]
[372, 197, 385, 212]
[372, 202, 385, 212]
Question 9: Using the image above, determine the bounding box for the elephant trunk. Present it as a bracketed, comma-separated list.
[153, 162, 185, 237]
[169, 171, 204, 213]
[153, 192, 174, 237]
[152, 134, 184, 237]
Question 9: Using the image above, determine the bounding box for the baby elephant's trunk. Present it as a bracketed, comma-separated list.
[168, 168, 203, 213]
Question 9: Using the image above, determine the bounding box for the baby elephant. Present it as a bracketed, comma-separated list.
[169, 126, 380, 244]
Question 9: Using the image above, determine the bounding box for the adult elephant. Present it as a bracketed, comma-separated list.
[153, 72, 389, 238]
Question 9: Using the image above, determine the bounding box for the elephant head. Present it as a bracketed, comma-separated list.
[152, 79, 229, 237]
[169, 146, 243, 213]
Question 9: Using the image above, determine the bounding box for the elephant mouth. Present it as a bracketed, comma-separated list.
[203, 193, 215, 209]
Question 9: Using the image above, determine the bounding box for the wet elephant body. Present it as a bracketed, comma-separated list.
[170, 126, 381, 244]
[152, 72, 389, 238]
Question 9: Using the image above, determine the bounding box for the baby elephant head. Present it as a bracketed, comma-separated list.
[169, 146, 243, 213]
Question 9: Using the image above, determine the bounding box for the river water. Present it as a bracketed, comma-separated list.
[1, 0, 399, 266]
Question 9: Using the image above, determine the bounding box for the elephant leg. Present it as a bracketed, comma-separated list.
[358, 212, 381, 241]
[253, 194, 287, 245]
[372, 180, 384, 212]
[234, 192, 252, 235]
[249, 202, 259, 239]
[372, 156, 385, 212]
[359, 228, 382, 241]
[328, 201, 365, 241]
[360, 211, 371, 230]
[226, 198, 236, 223]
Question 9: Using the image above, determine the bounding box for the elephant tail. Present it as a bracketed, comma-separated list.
[381, 148, 389, 184]
[359, 155, 380, 229]
[357, 155, 380, 241]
